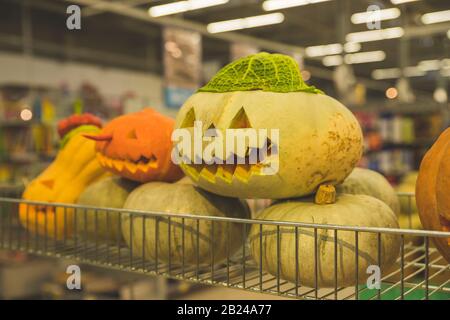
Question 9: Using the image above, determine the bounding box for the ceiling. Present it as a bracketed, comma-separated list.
[0, 0, 449, 96]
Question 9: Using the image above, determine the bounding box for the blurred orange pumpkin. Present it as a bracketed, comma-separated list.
[416, 127, 450, 263]
[85, 108, 183, 183]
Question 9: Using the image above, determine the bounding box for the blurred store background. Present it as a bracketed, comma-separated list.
[0, 0, 449, 299]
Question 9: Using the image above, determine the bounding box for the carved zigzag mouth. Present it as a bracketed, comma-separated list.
[180, 142, 278, 184]
[97, 153, 158, 174]
[182, 161, 277, 184]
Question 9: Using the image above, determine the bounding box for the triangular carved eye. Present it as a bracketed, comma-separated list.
[229, 107, 252, 129]
[40, 179, 54, 190]
[127, 129, 138, 139]
[180, 107, 196, 128]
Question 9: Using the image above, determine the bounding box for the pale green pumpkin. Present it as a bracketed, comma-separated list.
[175, 52, 363, 199]
[121, 180, 250, 265]
[336, 167, 400, 215]
[249, 190, 400, 288]
[76, 176, 138, 242]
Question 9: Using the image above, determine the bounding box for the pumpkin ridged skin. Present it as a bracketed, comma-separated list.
[175, 91, 363, 199]
[121, 181, 250, 265]
[93, 108, 183, 183]
[336, 167, 400, 215]
[76, 176, 138, 242]
[416, 128, 450, 263]
[249, 194, 400, 288]
[19, 126, 108, 239]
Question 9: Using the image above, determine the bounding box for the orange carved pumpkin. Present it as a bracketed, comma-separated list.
[85, 108, 183, 183]
[416, 127, 450, 263]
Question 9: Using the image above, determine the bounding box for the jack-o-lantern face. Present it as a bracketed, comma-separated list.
[174, 53, 363, 199]
[86, 108, 183, 183]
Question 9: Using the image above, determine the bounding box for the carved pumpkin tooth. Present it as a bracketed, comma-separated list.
[124, 161, 138, 174]
[103, 156, 114, 168]
[215, 166, 231, 183]
[216, 164, 236, 184]
[99, 154, 107, 166]
[112, 159, 125, 171]
[96, 153, 105, 166]
[234, 165, 251, 183]
[183, 164, 200, 180]
[251, 163, 263, 175]
[200, 166, 217, 183]
[147, 163, 158, 169]
[136, 163, 149, 173]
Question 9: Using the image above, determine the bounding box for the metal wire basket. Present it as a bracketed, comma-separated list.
[0, 194, 449, 300]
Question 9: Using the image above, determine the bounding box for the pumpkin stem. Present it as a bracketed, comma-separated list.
[83, 133, 113, 141]
[315, 184, 336, 205]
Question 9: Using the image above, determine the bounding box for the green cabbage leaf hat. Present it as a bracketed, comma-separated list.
[198, 52, 323, 94]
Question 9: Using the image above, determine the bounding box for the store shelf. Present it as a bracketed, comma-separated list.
[350, 100, 447, 115]
[0, 196, 449, 300]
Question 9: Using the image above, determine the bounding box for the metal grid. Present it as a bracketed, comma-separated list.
[0, 195, 449, 300]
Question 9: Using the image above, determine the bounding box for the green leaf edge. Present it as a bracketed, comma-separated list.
[198, 52, 323, 94]
[59, 125, 101, 149]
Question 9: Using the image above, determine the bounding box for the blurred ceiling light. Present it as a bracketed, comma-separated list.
[346, 27, 404, 43]
[403, 66, 426, 77]
[372, 68, 401, 79]
[20, 109, 33, 121]
[262, 0, 331, 11]
[305, 43, 342, 57]
[386, 87, 398, 99]
[351, 8, 400, 25]
[433, 87, 448, 103]
[390, 0, 419, 5]
[344, 51, 386, 64]
[322, 55, 343, 67]
[149, 0, 229, 17]
[418, 59, 441, 71]
[447, 29, 450, 39]
[441, 68, 450, 77]
[421, 10, 450, 24]
[322, 51, 385, 66]
[442, 58, 450, 69]
[344, 42, 361, 53]
[207, 13, 284, 33]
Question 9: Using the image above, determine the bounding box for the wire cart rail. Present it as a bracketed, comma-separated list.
[0, 194, 449, 300]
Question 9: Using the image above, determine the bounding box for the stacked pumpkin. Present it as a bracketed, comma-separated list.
[173, 52, 401, 287]
[19, 52, 407, 289]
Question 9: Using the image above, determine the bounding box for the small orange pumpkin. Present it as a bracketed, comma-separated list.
[416, 127, 450, 263]
[85, 108, 183, 183]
